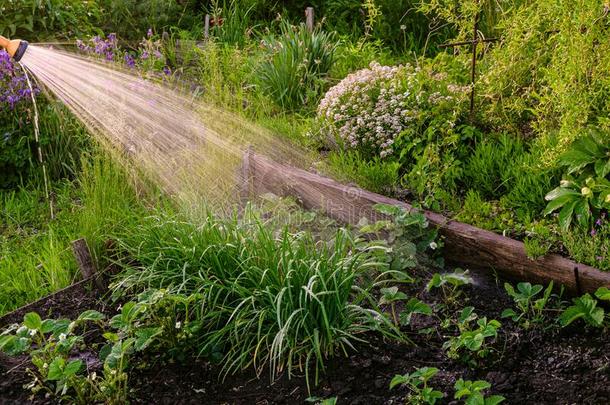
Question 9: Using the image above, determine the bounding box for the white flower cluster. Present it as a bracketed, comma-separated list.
[317, 61, 463, 159]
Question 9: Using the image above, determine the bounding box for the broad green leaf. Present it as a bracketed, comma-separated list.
[134, 327, 163, 351]
[558, 199, 579, 231]
[41, 319, 55, 334]
[77, 310, 105, 322]
[559, 305, 585, 327]
[389, 374, 409, 389]
[544, 186, 579, 202]
[23, 312, 42, 331]
[594, 158, 610, 178]
[64, 359, 83, 377]
[543, 193, 577, 216]
[595, 287, 610, 301]
[487, 395, 506, 405]
[47, 357, 65, 381]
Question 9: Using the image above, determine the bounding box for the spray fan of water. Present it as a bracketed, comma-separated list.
[19, 45, 312, 212]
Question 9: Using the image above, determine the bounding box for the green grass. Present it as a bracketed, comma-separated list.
[0, 152, 148, 316]
[111, 206, 401, 388]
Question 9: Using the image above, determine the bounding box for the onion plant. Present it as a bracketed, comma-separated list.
[111, 207, 401, 389]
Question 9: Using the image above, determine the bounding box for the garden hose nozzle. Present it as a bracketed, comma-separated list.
[0, 36, 29, 62]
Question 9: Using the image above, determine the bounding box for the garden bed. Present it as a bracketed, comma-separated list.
[1, 266, 609, 404]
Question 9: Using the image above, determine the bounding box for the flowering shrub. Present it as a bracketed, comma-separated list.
[316, 61, 468, 160]
[316, 58, 470, 209]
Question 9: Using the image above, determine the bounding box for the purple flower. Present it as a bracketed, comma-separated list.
[591, 229, 597, 237]
[597, 256, 604, 261]
[154, 50, 163, 59]
[124, 53, 136, 68]
[163, 66, 172, 76]
[0, 50, 38, 110]
[147, 28, 153, 38]
[141, 51, 150, 60]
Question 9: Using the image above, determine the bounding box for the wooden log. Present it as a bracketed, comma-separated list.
[204, 14, 211, 39]
[246, 152, 610, 293]
[305, 7, 315, 32]
[71, 238, 105, 291]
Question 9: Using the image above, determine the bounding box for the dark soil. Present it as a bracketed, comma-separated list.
[2, 269, 610, 404]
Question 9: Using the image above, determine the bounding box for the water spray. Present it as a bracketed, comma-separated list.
[0, 36, 29, 61]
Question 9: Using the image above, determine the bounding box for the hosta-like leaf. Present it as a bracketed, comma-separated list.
[543, 192, 578, 216]
[544, 186, 580, 202]
[594, 158, 610, 178]
[558, 199, 579, 231]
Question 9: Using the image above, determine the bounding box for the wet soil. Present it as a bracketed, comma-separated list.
[2, 268, 609, 404]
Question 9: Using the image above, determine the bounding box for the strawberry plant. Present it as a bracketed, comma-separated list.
[390, 367, 444, 404]
[454, 379, 505, 405]
[501, 281, 555, 329]
[443, 307, 501, 366]
[559, 287, 610, 328]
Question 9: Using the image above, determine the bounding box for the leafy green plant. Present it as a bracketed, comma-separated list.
[544, 130, 610, 231]
[400, 298, 433, 327]
[558, 288, 610, 328]
[454, 379, 505, 405]
[371, 203, 441, 263]
[0, 310, 132, 404]
[426, 269, 473, 307]
[257, 21, 337, 110]
[112, 208, 402, 390]
[0, 0, 100, 40]
[390, 367, 444, 404]
[443, 307, 501, 366]
[380, 286, 408, 326]
[501, 281, 554, 329]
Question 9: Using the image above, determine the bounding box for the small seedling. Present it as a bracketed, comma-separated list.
[559, 288, 610, 328]
[426, 269, 473, 307]
[380, 286, 409, 326]
[454, 379, 505, 405]
[390, 367, 444, 404]
[443, 307, 501, 366]
[400, 298, 433, 327]
[501, 281, 554, 328]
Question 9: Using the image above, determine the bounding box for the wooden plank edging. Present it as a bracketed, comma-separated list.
[246, 152, 610, 293]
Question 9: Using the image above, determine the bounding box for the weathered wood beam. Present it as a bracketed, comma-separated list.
[246, 152, 610, 293]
